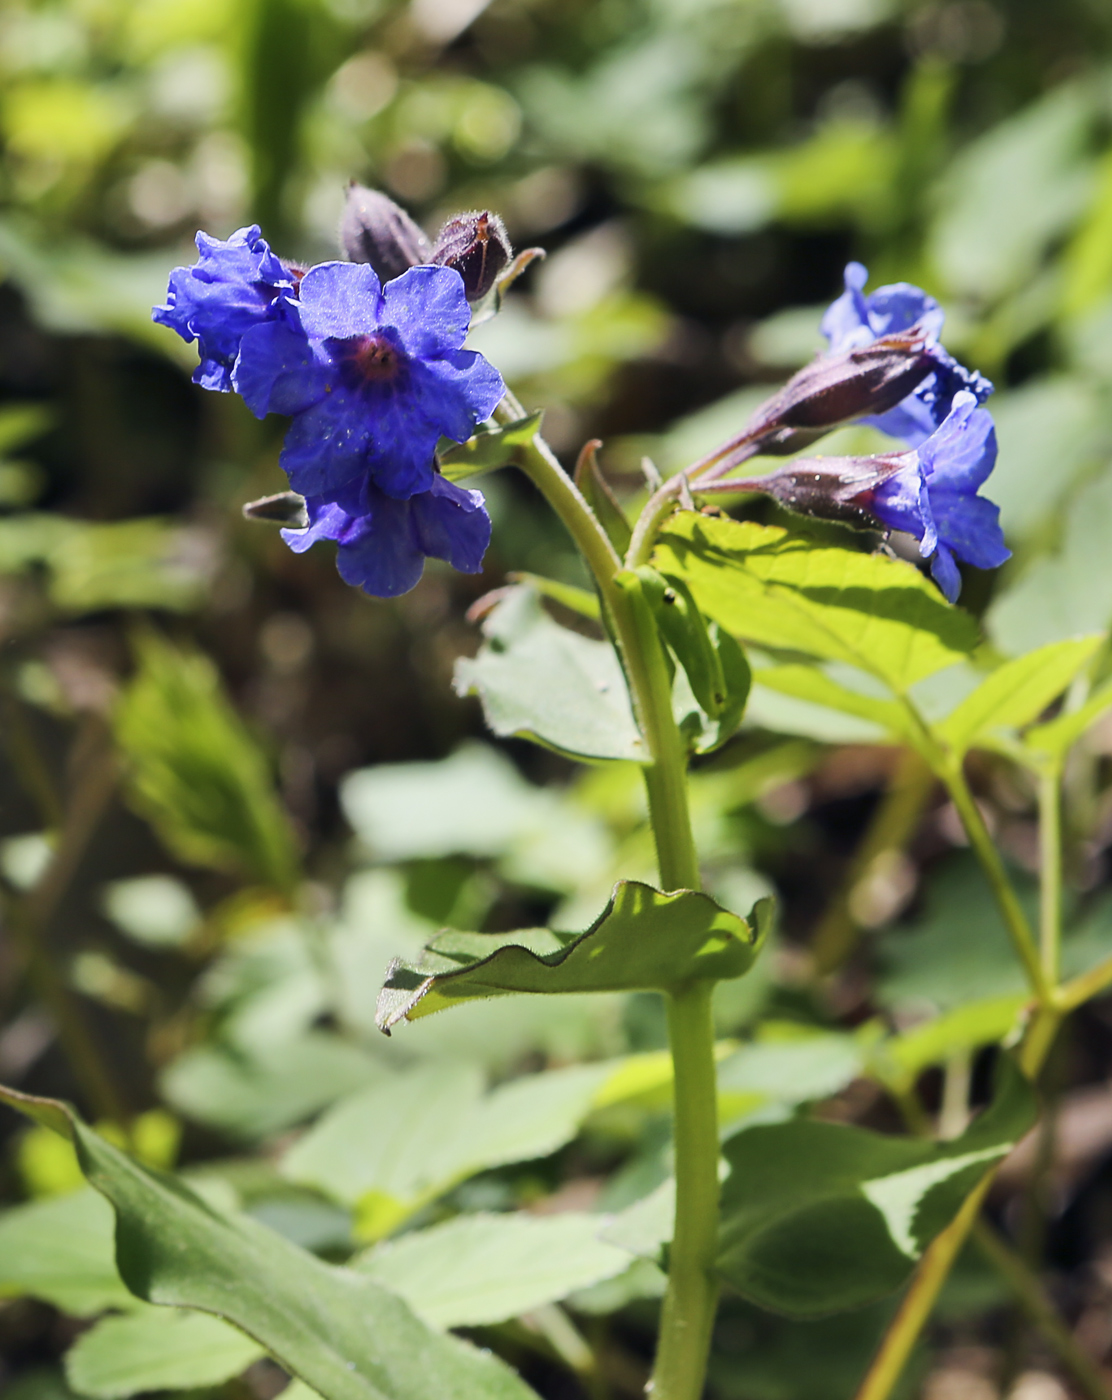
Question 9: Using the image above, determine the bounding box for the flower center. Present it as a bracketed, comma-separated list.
[351, 334, 402, 383]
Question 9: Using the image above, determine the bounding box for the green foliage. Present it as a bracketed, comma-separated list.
[935, 637, 1102, 755]
[655, 515, 977, 693]
[377, 880, 771, 1030]
[280, 1060, 622, 1238]
[0, 515, 211, 613]
[716, 1059, 1037, 1316]
[0, 1188, 136, 1317]
[114, 632, 300, 892]
[65, 1308, 264, 1399]
[437, 413, 544, 482]
[455, 587, 647, 763]
[356, 1213, 634, 1328]
[0, 1085, 537, 1400]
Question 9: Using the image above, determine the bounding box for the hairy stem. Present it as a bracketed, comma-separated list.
[507, 410, 717, 1400]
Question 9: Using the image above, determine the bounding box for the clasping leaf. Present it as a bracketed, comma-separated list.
[376, 881, 773, 1032]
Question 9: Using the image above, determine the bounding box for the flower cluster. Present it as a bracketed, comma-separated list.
[153, 206, 505, 597]
[732, 391, 1009, 602]
[820, 261, 993, 446]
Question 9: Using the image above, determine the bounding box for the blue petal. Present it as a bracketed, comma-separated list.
[234, 321, 332, 420]
[862, 282, 944, 341]
[410, 476, 491, 573]
[929, 545, 962, 603]
[872, 457, 927, 539]
[278, 387, 378, 497]
[930, 490, 1011, 571]
[152, 226, 293, 390]
[919, 396, 997, 491]
[405, 351, 505, 447]
[820, 262, 873, 351]
[296, 262, 384, 341]
[280, 498, 361, 553]
[380, 266, 473, 360]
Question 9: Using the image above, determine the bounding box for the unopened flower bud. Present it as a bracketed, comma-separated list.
[734, 457, 898, 530]
[746, 325, 939, 447]
[432, 210, 512, 302]
[339, 184, 432, 280]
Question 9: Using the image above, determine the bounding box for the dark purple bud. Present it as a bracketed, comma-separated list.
[431, 210, 512, 302]
[746, 325, 939, 447]
[732, 456, 901, 531]
[339, 184, 432, 280]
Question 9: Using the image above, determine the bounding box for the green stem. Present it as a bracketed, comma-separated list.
[973, 1221, 1112, 1400]
[506, 410, 716, 1400]
[654, 982, 720, 1400]
[609, 574, 700, 891]
[942, 760, 1050, 1002]
[852, 1006, 1063, 1400]
[1039, 765, 1063, 985]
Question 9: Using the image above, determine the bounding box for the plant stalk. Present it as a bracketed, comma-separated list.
[508, 410, 719, 1400]
[942, 760, 1049, 1002]
[653, 981, 720, 1400]
[1039, 766, 1063, 985]
[974, 1221, 1112, 1400]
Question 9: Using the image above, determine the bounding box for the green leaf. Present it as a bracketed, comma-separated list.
[506, 572, 601, 620]
[356, 1213, 633, 1328]
[874, 996, 1028, 1092]
[160, 1032, 384, 1141]
[280, 1061, 616, 1239]
[936, 637, 1102, 754]
[575, 442, 632, 554]
[114, 632, 300, 892]
[0, 1085, 536, 1400]
[65, 1308, 264, 1399]
[716, 1057, 1037, 1316]
[437, 413, 543, 481]
[655, 515, 977, 693]
[376, 881, 772, 1030]
[753, 664, 914, 744]
[1024, 677, 1112, 760]
[0, 515, 211, 613]
[0, 1187, 135, 1317]
[454, 587, 647, 763]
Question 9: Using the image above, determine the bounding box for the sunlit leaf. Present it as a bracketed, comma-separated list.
[455, 587, 647, 762]
[281, 1061, 616, 1239]
[376, 881, 772, 1030]
[936, 637, 1102, 755]
[655, 515, 977, 693]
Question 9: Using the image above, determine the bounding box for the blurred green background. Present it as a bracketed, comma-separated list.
[5, 1, 1112, 1397]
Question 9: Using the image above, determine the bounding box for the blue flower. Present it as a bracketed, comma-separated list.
[280, 474, 492, 598]
[821, 262, 992, 446]
[734, 391, 1010, 602]
[234, 261, 505, 501]
[152, 226, 296, 392]
[871, 390, 1010, 601]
